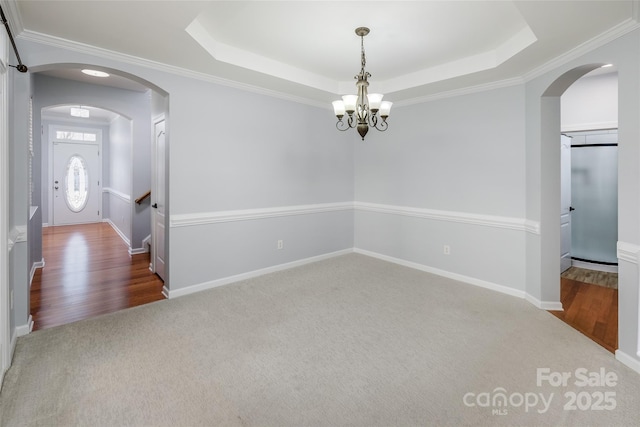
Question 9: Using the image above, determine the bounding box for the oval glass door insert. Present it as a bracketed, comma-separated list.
[64, 155, 89, 212]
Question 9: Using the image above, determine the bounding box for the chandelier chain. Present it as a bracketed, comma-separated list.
[360, 34, 366, 77]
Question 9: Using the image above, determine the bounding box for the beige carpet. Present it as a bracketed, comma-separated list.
[1, 253, 639, 426]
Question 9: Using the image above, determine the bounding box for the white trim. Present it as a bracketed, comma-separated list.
[14, 225, 27, 242]
[29, 258, 45, 287]
[615, 350, 640, 375]
[17, 16, 640, 108]
[142, 234, 151, 253]
[396, 77, 524, 107]
[354, 248, 526, 300]
[617, 241, 640, 264]
[9, 327, 16, 363]
[169, 201, 540, 235]
[103, 187, 131, 203]
[3, 0, 24, 35]
[128, 247, 146, 256]
[104, 218, 130, 247]
[166, 249, 353, 299]
[161, 286, 169, 299]
[562, 121, 619, 133]
[16, 315, 33, 337]
[525, 293, 564, 311]
[355, 202, 538, 234]
[522, 18, 640, 83]
[18, 30, 327, 110]
[571, 259, 618, 274]
[7, 225, 27, 252]
[170, 202, 353, 228]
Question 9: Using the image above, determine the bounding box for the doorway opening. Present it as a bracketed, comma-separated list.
[28, 66, 169, 331]
[550, 67, 619, 352]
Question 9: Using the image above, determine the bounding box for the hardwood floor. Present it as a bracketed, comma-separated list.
[31, 223, 166, 331]
[561, 266, 618, 289]
[549, 277, 618, 353]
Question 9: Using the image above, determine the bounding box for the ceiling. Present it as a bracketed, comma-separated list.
[6, 1, 637, 105]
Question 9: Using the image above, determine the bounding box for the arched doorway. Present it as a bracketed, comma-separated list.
[538, 63, 618, 351]
[28, 64, 170, 330]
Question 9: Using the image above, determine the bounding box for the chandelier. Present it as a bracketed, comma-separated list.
[332, 27, 392, 140]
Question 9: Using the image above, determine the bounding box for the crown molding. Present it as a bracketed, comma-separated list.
[12, 1, 640, 109]
[0, 0, 24, 35]
[394, 76, 524, 108]
[18, 30, 328, 110]
[523, 16, 640, 83]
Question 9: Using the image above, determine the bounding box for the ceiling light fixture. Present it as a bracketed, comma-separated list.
[81, 69, 110, 78]
[70, 107, 90, 118]
[332, 27, 392, 141]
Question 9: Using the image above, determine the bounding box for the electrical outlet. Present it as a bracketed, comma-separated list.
[277, 240, 284, 250]
[443, 245, 451, 255]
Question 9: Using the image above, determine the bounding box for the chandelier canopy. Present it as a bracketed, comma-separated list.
[332, 27, 392, 140]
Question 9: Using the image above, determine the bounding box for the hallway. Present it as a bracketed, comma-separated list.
[30, 223, 165, 330]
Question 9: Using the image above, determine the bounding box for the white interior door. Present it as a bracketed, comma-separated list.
[152, 118, 166, 281]
[560, 135, 572, 272]
[52, 142, 101, 225]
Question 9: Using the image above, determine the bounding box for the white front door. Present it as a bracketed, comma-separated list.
[52, 142, 101, 225]
[560, 135, 572, 272]
[152, 118, 166, 281]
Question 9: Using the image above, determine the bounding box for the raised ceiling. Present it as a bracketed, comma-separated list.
[8, 1, 638, 104]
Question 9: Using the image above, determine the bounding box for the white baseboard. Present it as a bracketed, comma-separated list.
[615, 349, 640, 375]
[128, 247, 146, 255]
[167, 249, 353, 299]
[525, 293, 564, 311]
[16, 315, 33, 337]
[354, 248, 527, 299]
[142, 234, 151, 253]
[29, 258, 45, 287]
[571, 259, 618, 273]
[104, 219, 131, 248]
[10, 328, 17, 362]
[162, 285, 169, 299]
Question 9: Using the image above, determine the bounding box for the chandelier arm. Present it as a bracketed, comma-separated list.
[336, 114, 358, 131]
[374, 119, 389, 132]
[369, 113, 378, 128]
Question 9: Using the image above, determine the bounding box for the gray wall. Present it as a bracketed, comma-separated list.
[8, 53, 31, 332]
[355, 85, 527, 292]
[561, 71, 618, 131]
[107, 115, 133, 242]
